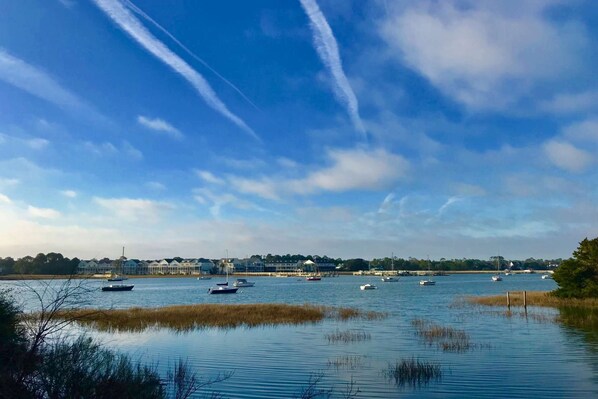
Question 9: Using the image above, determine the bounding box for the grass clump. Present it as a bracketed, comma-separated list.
[384, 358, 442, 387]
[325, 329, 371, 343]
[53, 304, 385, 332]
[327, 355, 362, 370]
[411, 318, 472, 352]
[467, 291, 598, 308]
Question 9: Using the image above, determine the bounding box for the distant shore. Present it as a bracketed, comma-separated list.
[0, 270, 549, 281]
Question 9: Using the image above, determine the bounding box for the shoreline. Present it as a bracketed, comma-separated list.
[0, 270, 547, 281]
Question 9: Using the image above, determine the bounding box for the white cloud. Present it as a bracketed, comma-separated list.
[540, 91, 598, 114]
[195, 170, 225, 185]
[299, 0, 365, 137]
[543, 140, 593, 173]
[290, 147, 409, 193]
[122, 141, 143, 160]
[83, 141, 118, 156]
[228, 176, 279, 201]
[563, 119, 598, 143]
[0, 193, 11, 204]
[27, 205, 61, 219]
[0, 177, 20, 188]
[92, 0, 258, 140]
[137, 115, 184, 140]
[61, 190, 77, 198]
[0, 49, 99, 118]
[25, 138, 50, 150]
[94, 197, 174, 222]
[379, 1, 588, 110]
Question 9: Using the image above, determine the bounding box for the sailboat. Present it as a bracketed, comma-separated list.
[209, 256, 238, 294]
[381, 253, 399, 282]
[419, 256, 435, 286]
[491, 255, 503, 282]
[102, 247, 134, 292]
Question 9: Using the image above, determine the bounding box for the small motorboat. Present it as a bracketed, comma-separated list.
[419, 280, 436, 286]
[306, 276, 321, 281]
[208, 286, 239, 294]
[107, 275, 128, 282]
[360, 283, 377, 290]
[233, 278, 255, 287]
[101, 284, 134, 292]
[541, 274, 553, 280]
[491, 275, 503, 282]
[197, 276, 212, 280]
[381, 276, 398, 282]
[216, 282, 229, 286]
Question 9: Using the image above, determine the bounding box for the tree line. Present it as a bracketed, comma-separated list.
[1, 252, 562, 275]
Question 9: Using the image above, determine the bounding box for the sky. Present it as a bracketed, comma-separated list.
[1, 0, 597, 261]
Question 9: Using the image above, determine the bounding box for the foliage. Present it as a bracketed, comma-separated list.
[0, 283, 224, 399]
[553, 237, 598, 298]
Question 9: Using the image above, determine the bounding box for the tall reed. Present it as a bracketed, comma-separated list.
[384, 358, 442, 387]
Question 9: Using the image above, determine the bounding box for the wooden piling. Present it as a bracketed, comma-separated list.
[507, 291, 510, 308]
[523, 291, 527, 309]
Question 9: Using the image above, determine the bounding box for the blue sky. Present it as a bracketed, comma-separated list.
[1, 0, 597, 261]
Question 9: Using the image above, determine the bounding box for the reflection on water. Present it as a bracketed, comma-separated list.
[2, 274, 597, 398]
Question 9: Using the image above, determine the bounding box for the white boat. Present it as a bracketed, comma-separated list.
[197, 276, 211, 280]
[233, 278, 255, 287]
[381, 276, 398, 282]
[419, 279, 435, 286]
[107, 274, 128, 282]
[360, 283, 377, 290]
[541, 274, 553, 280]
[491, 275, 503, 282]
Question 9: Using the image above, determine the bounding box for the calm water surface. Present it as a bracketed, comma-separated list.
[4, 274, 597, 398]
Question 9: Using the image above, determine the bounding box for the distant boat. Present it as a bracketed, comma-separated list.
[360, 283, 377, 290]
[381, 276, 398, 282]
[233, 278, 255, 287]
[197, 276, 211, 280]
[108, 246, 128, 281]
[491, 255, 503, 282]
[208, 286, 238, 294]
[419, 279, 435, 286]
[107, 275, 128, 282]
[541, 274, 553, 280]
[306, 276, 321, 281]
[102, 284, 134, 292]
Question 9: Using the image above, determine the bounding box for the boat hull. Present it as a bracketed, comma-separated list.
[102, 284, 134, 292]
[208, 287, 238, 294]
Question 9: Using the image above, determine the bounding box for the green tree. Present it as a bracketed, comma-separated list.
[553, 237, 598, 298]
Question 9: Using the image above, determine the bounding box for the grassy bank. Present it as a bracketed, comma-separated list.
[49, 303, 386, 332]
[467, 291, 598, 308]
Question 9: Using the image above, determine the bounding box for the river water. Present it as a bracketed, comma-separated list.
[3, 274, 597, 398]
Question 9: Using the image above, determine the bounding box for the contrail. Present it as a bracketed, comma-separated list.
[123, 0, 260, 112]
[299, 0, 366, 139]
[92, 0, 259, 141]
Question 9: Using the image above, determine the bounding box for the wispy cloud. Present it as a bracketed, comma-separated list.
[195, 170, 225, 185]
[379, 1, 589, 110]
[0, 49, 99, 118]
[92, 0, 259, 140]
[137, 115, 184, 140]
[145, 181, 166, 190]
[299, 0, 366, 138]
[226, 147, 409, 200]
[0, 193, 11, 204]
[27, 205, 61, 219]
[94, 196, 174, 222]
[82, 140, 142, 159]
[124, 0, 260, 111]
[61, 190, 77, 198]
[543, 140, 593, 173]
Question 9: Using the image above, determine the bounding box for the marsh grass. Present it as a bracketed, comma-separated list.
[466, 291, 598, 308]
[467, 291, 598, 332]
[411, 318, 473, 352]
[327, 355, 363, 370]
[384, 358, 442, 387]
[325, 329, 371, 343]
[51, 304, 386, 332]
